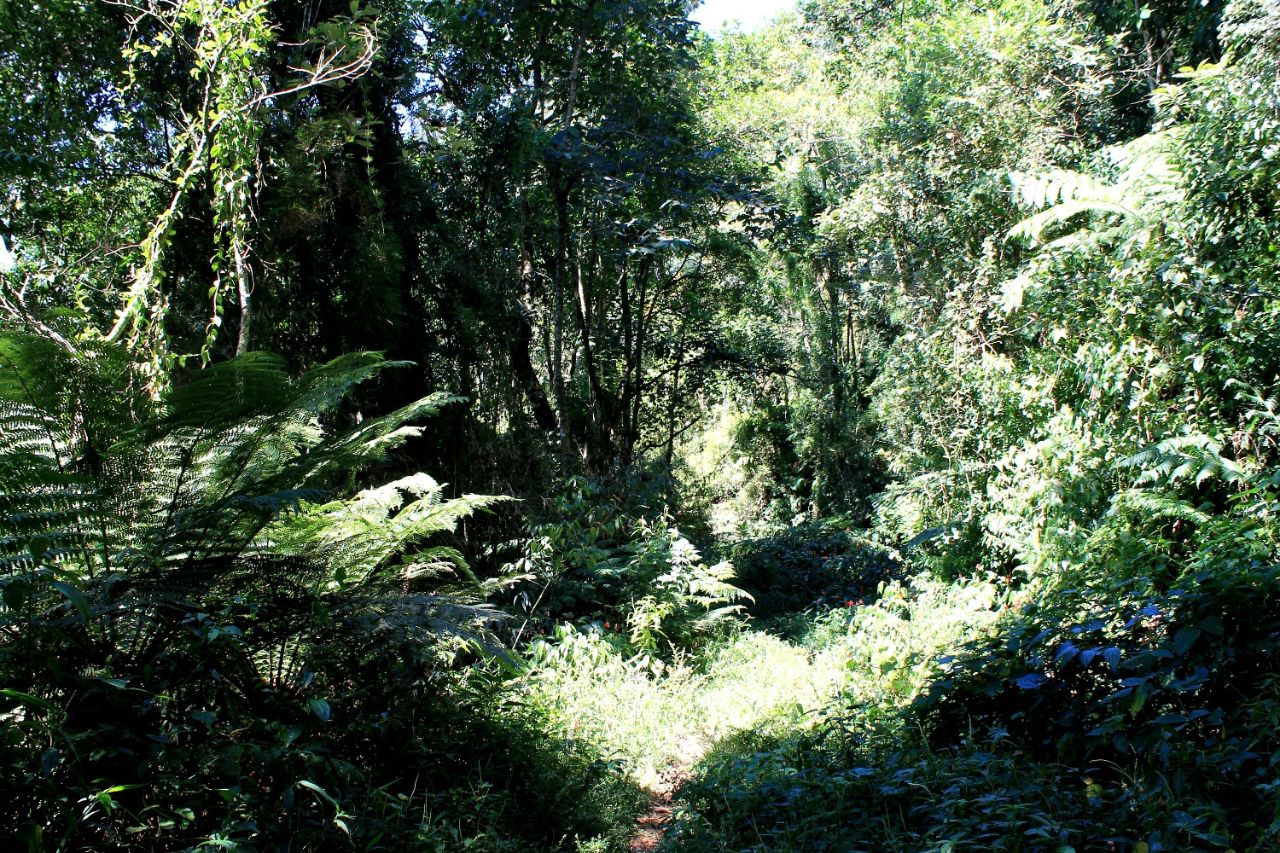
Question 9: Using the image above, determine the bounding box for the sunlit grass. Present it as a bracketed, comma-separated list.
[516, 573, 1009, 792]
[518, 624, 840, 790]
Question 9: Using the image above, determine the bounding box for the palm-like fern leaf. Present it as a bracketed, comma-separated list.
[1008, 131, 1184, 246]
[0, 338, 507, 724]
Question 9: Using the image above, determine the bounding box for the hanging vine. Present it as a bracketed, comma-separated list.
[104, 0, 377, 391]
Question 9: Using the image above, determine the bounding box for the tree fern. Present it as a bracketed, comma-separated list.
[1122, 432, 1249, 489]
[0, 337, 510, 843]
[1007, 131, 1184, 247]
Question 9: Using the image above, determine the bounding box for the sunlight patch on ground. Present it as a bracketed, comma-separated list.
[519, 625, 843, 790]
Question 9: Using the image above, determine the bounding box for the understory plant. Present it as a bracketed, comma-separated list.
[505, 478, 751, 655]
[0, 338, 629, 850]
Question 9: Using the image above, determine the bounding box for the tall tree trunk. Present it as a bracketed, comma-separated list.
[517, 195, 559, 435]
[575, 243, 617, 468]
[234, 244, 252, 355]
[550, 172, 570, 452]
[619, 263, 634, 460]
[629, 259, 652, 462]
[510, 300, 559, 434]
[664, 328, 687, 473]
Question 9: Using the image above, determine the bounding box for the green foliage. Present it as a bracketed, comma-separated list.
[0, 341, 614, 849]
[725, 520, 900, 620]
[910, 564, 1280, 850]
[668, 562, 1280, 851]
[5, 0, 1280, 848]
[505, 477, 751, 655]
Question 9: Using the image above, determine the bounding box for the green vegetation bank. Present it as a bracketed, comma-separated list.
[2, 0, 1279, 849]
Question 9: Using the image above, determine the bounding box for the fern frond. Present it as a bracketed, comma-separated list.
[684, 560, 755, 605]
[692, 604, 749, 631]
[1008, 170, 1139, 244]
[159, 352, 292, 431]
[267, 474, 509, 588]
[1122, 433, 1248, 488]
[1007, 132, 1183, 246]
[289, 352, 415, 415]
[1110, 489, 1210, 524]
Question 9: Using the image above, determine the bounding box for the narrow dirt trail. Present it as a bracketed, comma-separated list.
[629, 793, 674, 852]
[629, 735, 705, 851]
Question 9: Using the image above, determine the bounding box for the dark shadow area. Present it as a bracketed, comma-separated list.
[723, 522, 902, 635]
[0, 643, 648, 851]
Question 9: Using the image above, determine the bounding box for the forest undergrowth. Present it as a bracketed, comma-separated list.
[511, 528, 1014, 852]
[5, 0, 1280, 848]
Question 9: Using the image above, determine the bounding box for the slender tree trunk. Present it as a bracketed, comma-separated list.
[516, 195, 559, 435]
[551, 174, 570, 451]
[628, 259, 652, 463]
[575, 245, 616, 467]
[664, 315, 689, 473]
[619, 263, 633, 458]
[234, 245, 251, 355]
[511, 298, 559, 434]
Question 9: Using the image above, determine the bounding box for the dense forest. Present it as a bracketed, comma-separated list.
[2, 0, 1279, 848]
